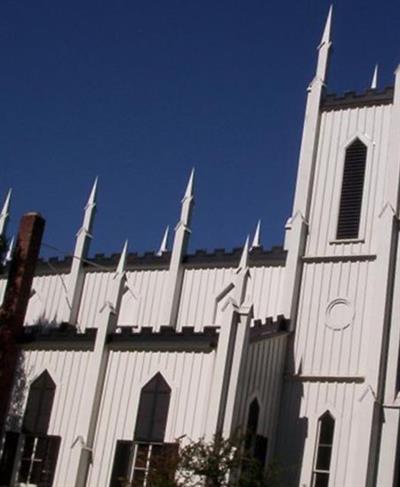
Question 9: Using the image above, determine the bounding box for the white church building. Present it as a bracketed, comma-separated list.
[1, 7, 400, 487]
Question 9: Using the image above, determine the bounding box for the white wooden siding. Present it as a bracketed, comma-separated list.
[307, 104, 392, 256]
[24, 274, 70, 326]
[88, 350, 215, 487]
[20, 349, 92, 487]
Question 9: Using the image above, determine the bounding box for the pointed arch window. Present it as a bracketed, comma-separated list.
[0, 370, 61, 487]
[23, 370, 56, 435]
[244, 399, 268, 468]
[336, 139, 367, 240]
[312, 411, 335, 487]
[110, 373, 177, 487]
[134, 372, 171, 443]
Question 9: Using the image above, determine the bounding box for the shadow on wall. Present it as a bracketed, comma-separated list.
[275, 335, 308, 487]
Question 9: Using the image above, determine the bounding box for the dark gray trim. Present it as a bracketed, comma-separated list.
[107, 326, 219, 352]
[302, 254, 376, 264]
[249, 315, 289, 343]
[18, 324, 97, 351]
[321, 87, 394, 112]
[35, 246, 286, 275]
[286, 375, 365, 383]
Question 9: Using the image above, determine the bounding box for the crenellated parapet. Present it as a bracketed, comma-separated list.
[321, 86, 394, 111]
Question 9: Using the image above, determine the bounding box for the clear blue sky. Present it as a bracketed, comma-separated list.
[1, 1, 400, 258]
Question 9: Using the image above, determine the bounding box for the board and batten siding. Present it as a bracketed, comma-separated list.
[88, 349, 215, 487]
[307, 104, 392, 257]
[18, 349, 92, 487]
[76, 269, 169, 329]
[176, 265, 285, 329]
[24, 274, 70, 326]
[293, 260, 374, 377]
[234, 334, 287, 462]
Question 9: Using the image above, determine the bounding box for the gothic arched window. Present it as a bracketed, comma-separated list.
[134, 372, 171, 443]
[244, 399, 268, 468]
[312, 411, 335, 487]
[336, 138, 367, 240]
[23, 370, 56, 435]
[110, 373, 175, 487]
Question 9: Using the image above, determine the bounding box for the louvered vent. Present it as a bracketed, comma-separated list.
[336, 139, 367, 240]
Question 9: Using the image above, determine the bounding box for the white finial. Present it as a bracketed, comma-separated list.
[157, 226, 169, 256]
[251, 220, 261, 250]
[316, 5, 333, 84]
[3, 236, 14, 264]
[371, 64, 378, 90]
[0, 189, 12, 237]
[116, 240, 128, 275]
[183, 168, 195, 200]
[320, 5, 333, 48]
[86, 177, 98, 208]
[238, 236, 250, 271]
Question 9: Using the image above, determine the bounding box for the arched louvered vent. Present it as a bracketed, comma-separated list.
[336, 139, 367, 240]
[134, 373, 171, 443]
[23, 370, 56, 435]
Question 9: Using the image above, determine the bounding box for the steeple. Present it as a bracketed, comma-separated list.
[161, 170, 195, 328]
[251, 220, 261, 250]
[157, 226, 169, 256]
[67, 178, 98, 325]
[283, 7, 334, 325]
[371, 64, 378, 90]
[0, 189, 12, 238]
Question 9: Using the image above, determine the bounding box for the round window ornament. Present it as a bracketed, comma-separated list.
[325, 298, 354, 331]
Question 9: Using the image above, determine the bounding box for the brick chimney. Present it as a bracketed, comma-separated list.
[0, 212, 45, 433]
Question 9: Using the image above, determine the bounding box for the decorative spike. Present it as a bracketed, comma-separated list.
[183, 168, 195, 201]
[251, 220, 261, 250]
[179, 169, 195, 228]
[86, 177, 98, 208]
[238, 236, 250, 271]
[116, 240, 128, 275]
[320, 5, 333, 48]
[81, 178, 98, 236]
[371, 64, 378, 90]
[0, 189, 12, 237]
[316, 5, 333, 83]
[157, 226, 169, 256]
[3, 235, 14, 264]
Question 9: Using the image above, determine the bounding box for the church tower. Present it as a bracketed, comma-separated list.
[278, 7, 400, 487]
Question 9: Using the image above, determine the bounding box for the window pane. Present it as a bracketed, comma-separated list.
[319, 415, 334, 445]
[316, 446, 332, 471]
[132, 469, 145, 486]
[314, 471, 330, 487]
[109, 440, 133, 487]
[0, 431, 19, 485]
[135, 444, 149, 469]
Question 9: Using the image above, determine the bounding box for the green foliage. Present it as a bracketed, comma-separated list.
[117, 435, 281, 487]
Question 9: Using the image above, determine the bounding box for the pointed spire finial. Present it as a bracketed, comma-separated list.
[86, 177, 98, 208]
[183, 168, 195, 200]
[251, 220, 261, 250]
[238, 235, 250, 271]
[157, 226, 169, 256]
[4, 236, 14, 264]
[0, 189, 12, 237]
[371, 64, 378, 90]
[320, 5, 333, 48]
[116, 240, 128, 275]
